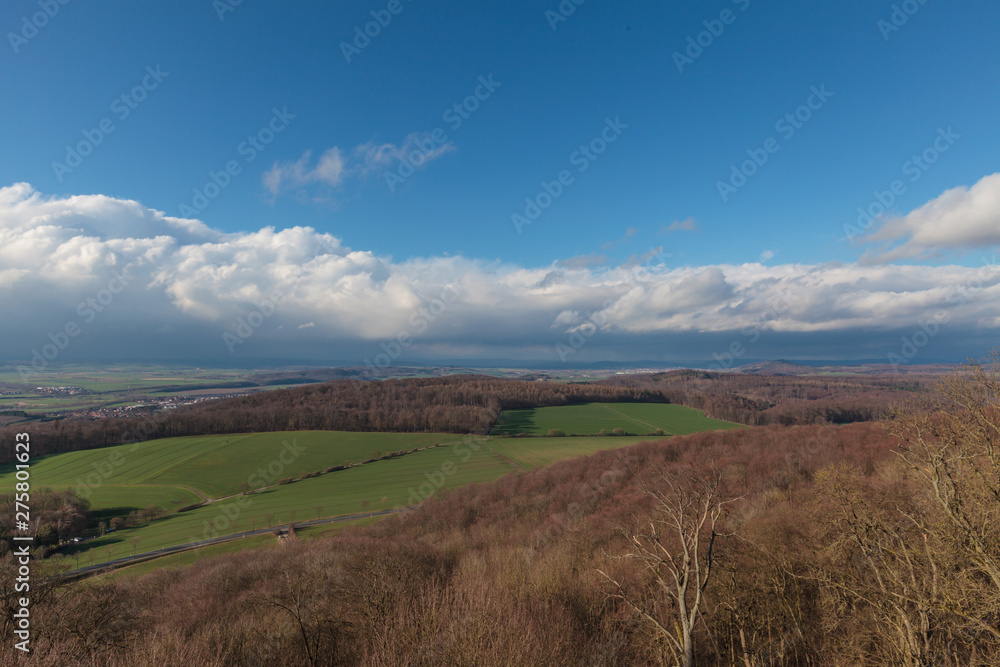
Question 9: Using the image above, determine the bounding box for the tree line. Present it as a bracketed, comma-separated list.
[0, 371, 932, 463]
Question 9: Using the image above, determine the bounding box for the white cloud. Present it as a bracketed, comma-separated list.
[263, 148, 346, 197]
[862, 172, 1000, 262]
[2, 183, 1000, 363]
[264, 131, 455, 200]
[353, 132, 454, 174]
[664, 217, 699, 233]
[760, 250, 775, 261]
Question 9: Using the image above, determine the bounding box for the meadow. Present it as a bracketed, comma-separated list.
[490, 402, 742, 436]
[4, 402, 739, 569]
[54, 439, 512, 565]
[2, 430, 460, 505]
[11, 429, 658, 568]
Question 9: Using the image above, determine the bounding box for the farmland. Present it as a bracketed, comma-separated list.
[7, 430, 461, 503]
[44, 438, 508, 565]
[490, 402, 742, 436]
[7, 428, 661, 568]
[2, 402, 739, 569]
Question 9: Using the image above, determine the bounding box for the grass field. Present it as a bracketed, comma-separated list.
[3, 406, 738, 569]
[15, 432, 657, 567]
[1, 431, 461, 508]
[490, 402, 741, 437]
[57, 440, 512, 564]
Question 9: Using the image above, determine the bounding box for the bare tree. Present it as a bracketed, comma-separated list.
[252, 568, 351, 666]
[811, 463, 947, 666]
[599, 469, 737, 667]
[888, 352, 1000, 644]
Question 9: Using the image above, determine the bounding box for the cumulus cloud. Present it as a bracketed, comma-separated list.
[861, 172, 1000, 263]
[760, 250, 775, 262]
[2, 183, 1000, 366]
[264, 132, 455, 200]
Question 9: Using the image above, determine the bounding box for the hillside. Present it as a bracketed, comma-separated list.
[13, 406, 998, 665]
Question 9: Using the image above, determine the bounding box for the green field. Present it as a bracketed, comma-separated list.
[490, 402, 741, 437]
[55, 440, 512, 564]
[10, 431, 656, 567]
[2, 405, 739, 569]
[2, 431, 461, 507]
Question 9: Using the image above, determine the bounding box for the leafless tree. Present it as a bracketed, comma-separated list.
[600, 469, 738, 667]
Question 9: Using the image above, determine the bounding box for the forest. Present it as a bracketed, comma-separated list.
[2, 358, 996, 665]
[0, 372, 933, 463]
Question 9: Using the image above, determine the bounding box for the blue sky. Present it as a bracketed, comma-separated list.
[1, 0, 999, 367]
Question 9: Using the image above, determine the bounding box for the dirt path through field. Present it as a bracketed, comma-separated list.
[485, 444, 523, 471]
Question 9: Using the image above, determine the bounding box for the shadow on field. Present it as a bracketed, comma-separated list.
[90, 506, 140, 525]
[0, 451, 62, 478]
[63, 511, 180, 557]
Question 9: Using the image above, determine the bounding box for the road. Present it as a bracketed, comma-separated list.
[59, 507, 409, 580]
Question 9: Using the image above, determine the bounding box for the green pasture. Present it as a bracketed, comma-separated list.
[490, 402, 741, 437]
[2, 408, 744, 570]
[60, 440, 511, 565]
[1, 431, 461, 506]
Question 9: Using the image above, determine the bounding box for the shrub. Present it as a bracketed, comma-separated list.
[612, 428, 625, 436]
[547, 429, 565, 437]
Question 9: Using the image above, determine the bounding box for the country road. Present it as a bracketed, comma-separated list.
[60, 507, 410, 580]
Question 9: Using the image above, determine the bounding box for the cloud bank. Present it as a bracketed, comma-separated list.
[1, 182, 999, 368]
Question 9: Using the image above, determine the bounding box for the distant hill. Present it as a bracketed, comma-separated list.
[735, 360, 819, 375]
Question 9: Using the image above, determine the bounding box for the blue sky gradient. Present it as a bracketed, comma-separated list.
[1, 0, 999, 367]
